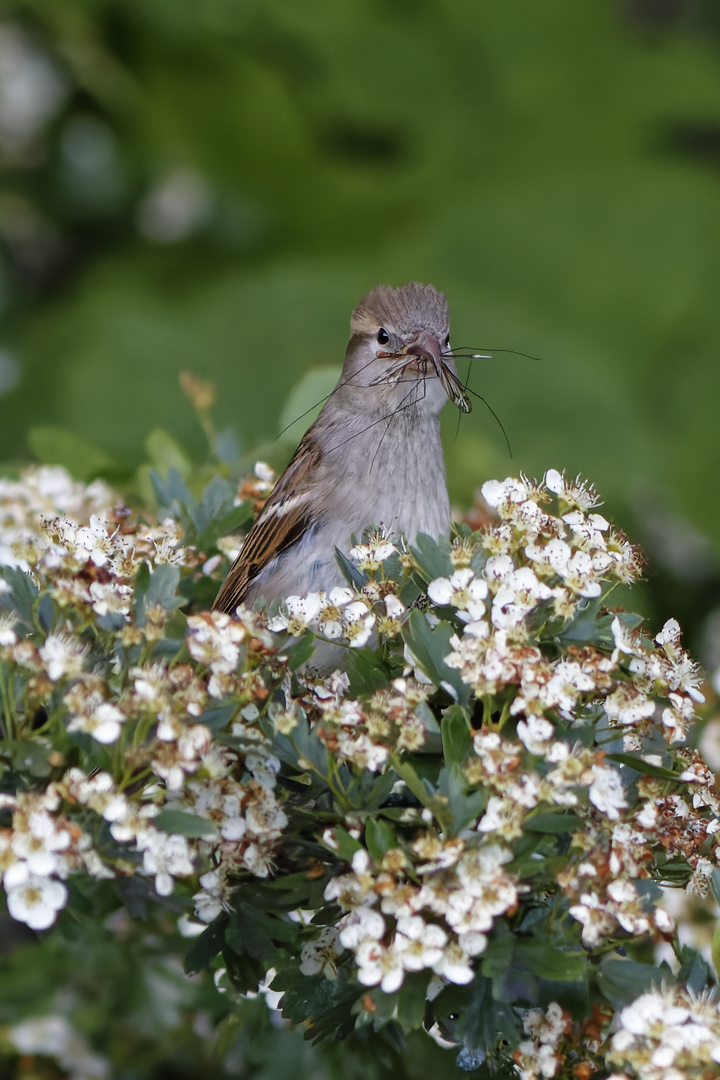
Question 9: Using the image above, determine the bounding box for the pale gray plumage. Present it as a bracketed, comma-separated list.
[212, 282, 468, 619]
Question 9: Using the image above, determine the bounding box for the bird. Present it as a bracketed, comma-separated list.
[212, 282, 470, 618]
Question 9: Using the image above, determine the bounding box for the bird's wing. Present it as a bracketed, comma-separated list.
[212, 436, 322, 614]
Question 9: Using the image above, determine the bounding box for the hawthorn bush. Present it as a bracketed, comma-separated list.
[0, 439, 719, 1080]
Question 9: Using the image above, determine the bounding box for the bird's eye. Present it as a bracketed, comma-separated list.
[377, 328, 389, 345]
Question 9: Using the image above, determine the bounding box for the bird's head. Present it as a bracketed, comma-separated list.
[339, 282, 470, 417]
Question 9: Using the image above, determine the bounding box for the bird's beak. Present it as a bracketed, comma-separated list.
[403, 331, 471, 413]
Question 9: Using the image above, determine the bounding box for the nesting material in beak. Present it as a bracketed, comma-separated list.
[403, 331, 471, 413]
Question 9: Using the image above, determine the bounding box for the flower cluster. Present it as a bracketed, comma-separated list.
[1, 462, 719, 1077]
[266, 531, 407, 653]
[607, 985, 720, 1079]
[322, 840, 521, 993]
[0, 786, 100, 930]
[0, 465, 285, 933]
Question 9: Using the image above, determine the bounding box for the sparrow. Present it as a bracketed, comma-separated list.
[212, 282, 470, 616]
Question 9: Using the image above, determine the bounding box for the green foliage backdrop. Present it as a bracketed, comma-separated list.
[3, 1, 720, 535]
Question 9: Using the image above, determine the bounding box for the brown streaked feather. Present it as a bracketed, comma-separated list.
[211, 436, 321, 614]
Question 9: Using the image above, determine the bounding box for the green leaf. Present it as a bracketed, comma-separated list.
[284, 631, 316, 672]
[676, 943, 713, 994]
[225, 902, 299, 962]
[402, 609, 470, 705]
[151, 467, 194, 515]
[438, 764, 486, 834]
[414, 700, 442, 754]
[133, 561, 150, 622]
[28, 426, 114, 481]
[712, 922, 720, 985]
[345, 646, 390, 695]
[274, 967, 361, 1043]
[441, 705, 472, 765]
[513, 940, 588, 982]
[145, 428, 193, 478]
[523, 812, 582, 833]
[441, 975, 520, 1055]
[596, 958, 668, 1009]
[391, 756, 449, 829]
[197, 704, 239, 731]
[286, 716, 330, 777]
[0, 566, 39, 629]
[553, 596, 615, 649]
[185, 475, 251, 548]
[334, 546, 368, 589]
[606, 752, 678, 780]
[330, 826, 362, 861]
[397, 973, 429, 1032]
[205, 500, 253, 545]
[340, 768, 397, 812]
[2, 740, 52, 778]
[710, 868, 720, 908]
[183, 914, 228, 975]
[278, 365, 341, 443]
[134, 563, 186, 627]
[410, 533, 455, 581]
[153, 809, 219, 839]
[365, 817, 396, 862]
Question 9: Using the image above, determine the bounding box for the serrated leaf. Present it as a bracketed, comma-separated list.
[275, 968, 361, 1043]
[676, 943, 713, 994]
[183, 914, 228, 975]
[151, 466, 194, 515]
[37, 593, 54, 631]
[145, 563, 183, 609]
[133, 561, 150, 620]
[134, 562, 186, 627]
[451, 974, 520, 1054]
[225, 902, 298, 964]
[391, 756, 447, 827]
[209, 500, 253, 541]
[410, 533, 455, 581]
[411, 700, 442, 754]
[186, 475, 246, 547]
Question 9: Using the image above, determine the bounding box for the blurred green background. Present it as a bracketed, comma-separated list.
[2, 0, 720, 650]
